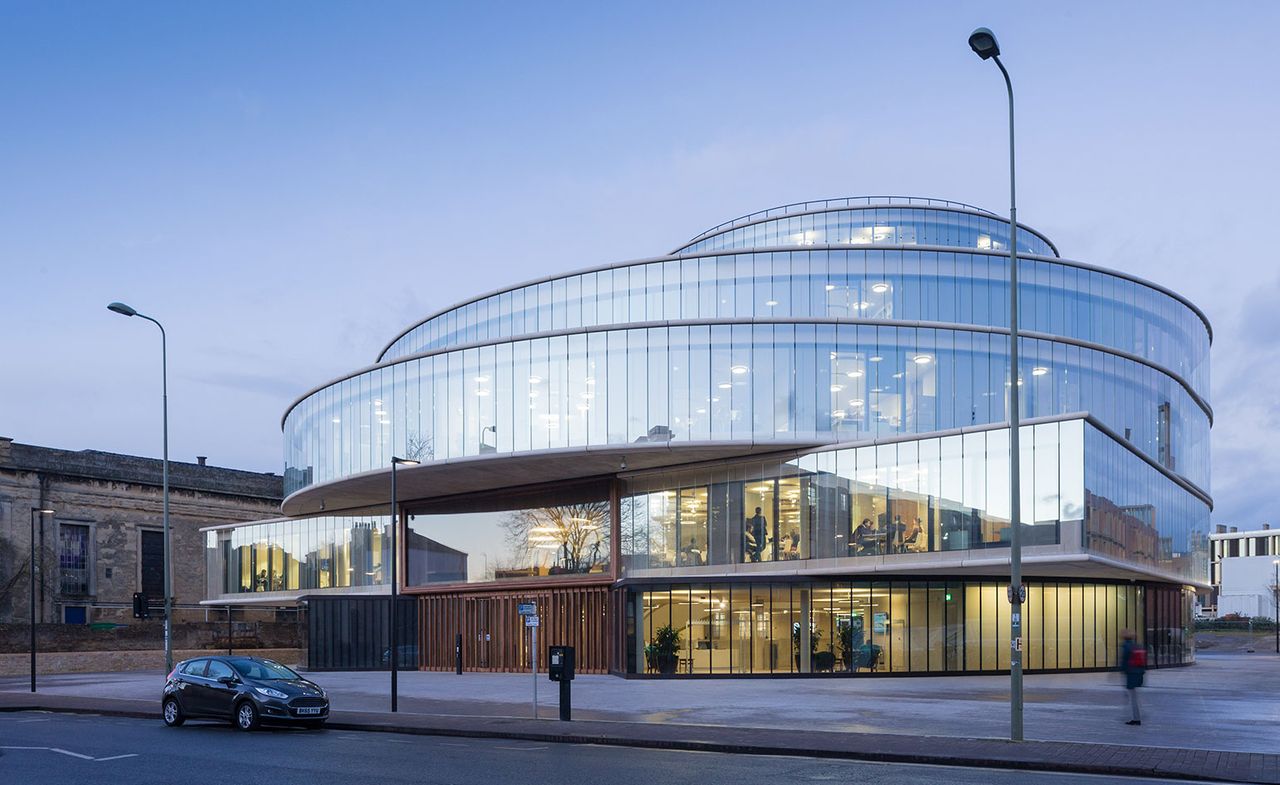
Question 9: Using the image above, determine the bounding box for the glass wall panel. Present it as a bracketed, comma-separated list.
[207, 514, 390, 596]
[405, 483, 610, 585]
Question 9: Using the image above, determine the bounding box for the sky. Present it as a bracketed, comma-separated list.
[2, 1, 1276, 529]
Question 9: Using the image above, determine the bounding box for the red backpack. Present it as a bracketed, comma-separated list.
[1128, 646, 1148, 669]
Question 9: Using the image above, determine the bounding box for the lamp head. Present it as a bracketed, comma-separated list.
[34, 507, 54, 515]
[968, 27, 1000, 60]
[107, 302, 137, 317]
[392, 457, 419, 466]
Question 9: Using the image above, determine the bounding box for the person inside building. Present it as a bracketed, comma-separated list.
[745, 506, 768, 562]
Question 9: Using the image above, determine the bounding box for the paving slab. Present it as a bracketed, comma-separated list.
[2, 651, 1276, 783]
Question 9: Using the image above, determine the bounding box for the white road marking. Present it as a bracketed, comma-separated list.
[1, 746, 138, 762]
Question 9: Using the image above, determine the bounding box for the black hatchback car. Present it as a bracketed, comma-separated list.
[162, 656, 329, 731]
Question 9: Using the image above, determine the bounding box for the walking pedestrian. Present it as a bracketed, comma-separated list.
[1118, 629, 1147, 725]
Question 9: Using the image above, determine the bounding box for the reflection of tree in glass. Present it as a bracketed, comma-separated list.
[502, 502, 609, 574]
[404, 431, 434, 462]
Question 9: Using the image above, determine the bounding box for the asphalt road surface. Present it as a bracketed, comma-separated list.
[0, 711, 1213, 785]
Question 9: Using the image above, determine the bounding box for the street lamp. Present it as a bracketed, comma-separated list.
[968, 26, 1026, 742]
[108, 301, 173, 672]
[389, 455, 419, 712]
[1273, 559, 1279, 654]
[29, 507, 54, 692]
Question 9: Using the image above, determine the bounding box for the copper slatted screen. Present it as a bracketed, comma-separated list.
[416, 584, 612, 673]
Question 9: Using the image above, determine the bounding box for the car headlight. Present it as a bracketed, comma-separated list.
[254, 687, 289, 700]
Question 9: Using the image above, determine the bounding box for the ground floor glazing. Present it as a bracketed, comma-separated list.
[624, 578, 1194, 676]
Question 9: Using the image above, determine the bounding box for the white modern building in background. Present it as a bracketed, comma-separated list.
[1210, 525, 1280, 619]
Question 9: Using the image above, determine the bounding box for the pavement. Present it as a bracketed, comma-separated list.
[2, 651, 1277, 783]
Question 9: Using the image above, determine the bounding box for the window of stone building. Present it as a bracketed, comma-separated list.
[59, 523, 91, 596]
[141, 530, 164, 598]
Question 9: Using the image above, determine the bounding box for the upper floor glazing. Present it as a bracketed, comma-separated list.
[674, 205, 1056, 256]
[285, 322, 1210, 497]
[378, 250, 1210, 398]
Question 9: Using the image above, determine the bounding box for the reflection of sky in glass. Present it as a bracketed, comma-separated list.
[409, 511, 513, 582]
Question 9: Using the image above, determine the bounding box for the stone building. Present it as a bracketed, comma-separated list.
[0, 437, 281, 625]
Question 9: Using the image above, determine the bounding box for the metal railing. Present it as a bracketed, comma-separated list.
[683, 196, 999, 246]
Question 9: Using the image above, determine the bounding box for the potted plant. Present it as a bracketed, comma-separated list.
[838, 616, 865, 671]
[652, 624, 682, 674]
[792, 622, 823, 670]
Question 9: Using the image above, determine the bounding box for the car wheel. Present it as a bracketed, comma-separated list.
[234, 701, 260, 732]
[162, 698, 185, 727]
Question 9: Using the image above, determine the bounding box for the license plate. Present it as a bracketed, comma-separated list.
[295, 707, 323, 715]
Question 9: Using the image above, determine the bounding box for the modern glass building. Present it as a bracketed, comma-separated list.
[205, 196, 1210, 676]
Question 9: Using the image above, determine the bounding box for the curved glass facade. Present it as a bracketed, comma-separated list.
[247, 195, 1210, 677]
[627, 579, 1193, 675]
[286, 323, 1208, 495]
[377, 250, 1209, 397]
[674, 206, 1056, 257]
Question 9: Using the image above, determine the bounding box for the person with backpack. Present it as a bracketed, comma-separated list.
[1119, 629, 1147, 725]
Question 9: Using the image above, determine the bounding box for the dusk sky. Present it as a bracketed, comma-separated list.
[2, 2, 1275, 528]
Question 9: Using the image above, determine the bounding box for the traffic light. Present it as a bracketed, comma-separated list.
[132, 592, 150, 619]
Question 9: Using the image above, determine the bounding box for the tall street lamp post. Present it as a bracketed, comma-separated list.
[108, 301, 174, 672]
[389, 456, 419, 712]
[29, 507, 54, 692]
[1273, 560, 1279, 654]
[968, 26, 1025, 742]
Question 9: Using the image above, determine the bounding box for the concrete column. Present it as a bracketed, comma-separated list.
[800, 588, 811, 673]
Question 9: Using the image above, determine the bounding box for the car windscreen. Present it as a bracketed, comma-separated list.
[228, 658, 300, 681]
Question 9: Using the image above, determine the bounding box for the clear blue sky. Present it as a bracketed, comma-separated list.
[2, 1, 1276, 528]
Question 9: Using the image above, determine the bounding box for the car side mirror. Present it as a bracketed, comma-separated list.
[218, 676, 238, 687]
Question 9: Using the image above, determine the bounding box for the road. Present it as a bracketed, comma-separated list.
[0, 711, 1214, 785]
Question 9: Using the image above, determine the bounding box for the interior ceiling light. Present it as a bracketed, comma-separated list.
[825, 284, 836, 291]
[528, 375, 543, 384]
[830, 384, 845, 392]
[718, 382, 733, 389]
[869, 355, 883, 362]
[913, 355, 933, 364]
[765, 299, 779, 307]
[1032, 366, 1049, 376]
[730, 365, 749, 374]
[846, 370, 863, 378]
[871, 283, 890, 294]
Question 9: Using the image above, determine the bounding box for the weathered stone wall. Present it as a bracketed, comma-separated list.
[0, 438, 282, 624]
[0, 648, 305, 676]
[0, 621, 304, 654]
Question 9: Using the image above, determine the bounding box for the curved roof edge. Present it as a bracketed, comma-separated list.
[685, 196, 999, 241]
[671, 200, 1060, 259]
